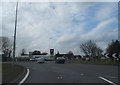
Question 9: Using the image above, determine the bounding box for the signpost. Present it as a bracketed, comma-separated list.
[50, 49, 54, 58]
[118, 53, 120, 85]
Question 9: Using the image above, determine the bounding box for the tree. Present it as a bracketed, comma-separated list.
[95, 47, 103, 58]
[80, 40, 103, 60]
[106, 40, 120, 54]
[32, 50, 41, 55]
[21, 48, 26, 55]
[0, 37, 12, 61]
[41, 52, 48, 55]
[67, 51, 74, 60]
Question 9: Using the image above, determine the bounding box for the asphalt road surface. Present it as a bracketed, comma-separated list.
[16, 61, 118, 84]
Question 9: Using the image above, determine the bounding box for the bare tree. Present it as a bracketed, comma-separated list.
[1, 37, 9, 50]
[21, 48, 26, 55]
[67, 51, 74, 60]
[0, 37, 12, 61]
[80, 40, 103, 60]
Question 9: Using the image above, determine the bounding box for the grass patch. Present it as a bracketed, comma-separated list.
[0, 63, 2, 73]
[0, 63, 2, 82]
[2, 63, 25, 83]
[69, 59, 119, 66]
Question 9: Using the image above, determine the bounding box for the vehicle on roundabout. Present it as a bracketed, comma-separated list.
[37, 57, 45, 63]
[55, 57, 65, 64]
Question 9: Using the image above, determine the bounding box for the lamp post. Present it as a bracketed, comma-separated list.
[49, 37, 52, 57]
[13, 0, 18, 64]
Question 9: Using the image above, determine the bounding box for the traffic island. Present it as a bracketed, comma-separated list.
[2, 62, 27, 84]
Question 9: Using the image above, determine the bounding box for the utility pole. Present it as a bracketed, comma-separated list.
[13, 0, 18, 64]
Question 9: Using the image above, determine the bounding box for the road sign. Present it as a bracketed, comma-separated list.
[50, 49, 54, 55]
[118, 53, 120, 58]
[112, 53, 117, 58]
[104, 53, 109, 58]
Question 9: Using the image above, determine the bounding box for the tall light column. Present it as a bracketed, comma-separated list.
[49, 37, 52, 55]
[13, 0, 18, 64]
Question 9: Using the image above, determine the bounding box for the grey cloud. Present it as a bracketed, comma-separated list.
[1, 2, 118, 55]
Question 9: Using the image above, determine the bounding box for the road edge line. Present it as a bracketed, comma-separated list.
[18, 68, 30, 85]
[99, 76, 117, 85]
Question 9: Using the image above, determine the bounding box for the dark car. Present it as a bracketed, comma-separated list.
[55, 57, 65, 63]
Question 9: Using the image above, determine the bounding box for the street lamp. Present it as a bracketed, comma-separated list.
[49, 37, 52, 49]
[49, 37, 52, 56]
[13, 0, 18, 64]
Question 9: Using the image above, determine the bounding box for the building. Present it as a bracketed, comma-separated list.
[29, 50, 49, 59]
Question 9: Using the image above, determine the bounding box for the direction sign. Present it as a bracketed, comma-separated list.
[104, 53, 109, 58]
[112, 53, 117, 58]
[118, 53, 120, 58]
[104, 53, 120, 59]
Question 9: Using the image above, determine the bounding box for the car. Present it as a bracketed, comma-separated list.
[44, 58, 55, 61]
[37, 57, 45, 63]
[55, 57, 65, 63]
[30, 58, 37, 61]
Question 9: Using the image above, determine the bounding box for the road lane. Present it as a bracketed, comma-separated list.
[16, 61, 118, 84]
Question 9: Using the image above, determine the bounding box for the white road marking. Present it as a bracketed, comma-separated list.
[99, 76, 117, 85]
[57, 77, 60, 79]
[60, 77, 62, 79]
[80, 73, 84, 76]
[18, 68, 30, 85]
[57, 76, 63, 79]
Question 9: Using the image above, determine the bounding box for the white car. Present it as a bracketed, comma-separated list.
[37, 57, 45, 63]
[30, 58, 37, 61]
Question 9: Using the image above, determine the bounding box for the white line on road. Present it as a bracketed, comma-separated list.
[99, 76, 117, 85]
[18, 68, 30, 85]
[57, 76, 63, 79]
[80, 73, 84, 76]
[60, 77, 62, 79]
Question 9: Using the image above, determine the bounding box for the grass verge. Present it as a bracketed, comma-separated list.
[69, 59, 119, 66]
[2, 62, 25, 83]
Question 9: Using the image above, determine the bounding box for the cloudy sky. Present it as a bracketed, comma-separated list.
[1, 1, 118, 55]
